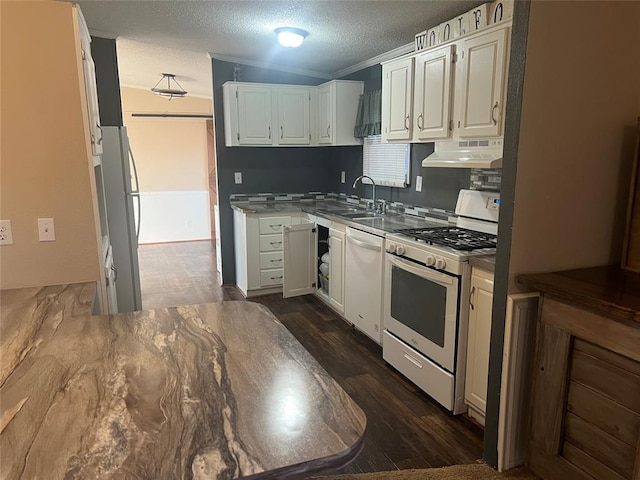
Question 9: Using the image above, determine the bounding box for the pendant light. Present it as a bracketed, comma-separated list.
[151, 73, 187, 100]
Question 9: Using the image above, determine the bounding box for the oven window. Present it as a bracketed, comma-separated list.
[390, 265, 447, 347]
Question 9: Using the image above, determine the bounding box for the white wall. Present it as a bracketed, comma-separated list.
[507, 0, 640, 292]
[120, 86, 213, 243]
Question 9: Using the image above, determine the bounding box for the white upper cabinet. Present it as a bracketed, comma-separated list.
[237, 85, 273, 145]
[381, 22, 510, 143]
[457, 27, 509, 138]
[77, 14, 103, 163]
[277, 87, 311, 145]
[414, 44, 456, 141]
[223, 80, 362, 147]
[382, 57, 414, 141]
[316, 80, 363, 146]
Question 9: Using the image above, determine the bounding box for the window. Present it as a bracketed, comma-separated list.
[362, 135, 410, 188]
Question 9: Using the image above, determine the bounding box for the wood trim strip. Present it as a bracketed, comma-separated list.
[574, 339, 640, 376]
[634, 432, 640, 480]
[542, 298, 640, 362]
[529, 322, 571, 455]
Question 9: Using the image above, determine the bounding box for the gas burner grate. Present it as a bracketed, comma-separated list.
[394, 226, 497, 251]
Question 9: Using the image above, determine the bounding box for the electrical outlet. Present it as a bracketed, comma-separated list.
[341, 171, 346, 183]
[0, 220, 13, 245]
[415, 176, 423, 192]
[38, 218, 55, 242]
[234, 172, 242, 184]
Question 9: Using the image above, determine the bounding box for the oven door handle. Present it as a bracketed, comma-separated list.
[388, 254, 454, 286]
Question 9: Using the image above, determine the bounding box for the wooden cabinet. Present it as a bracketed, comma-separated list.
[223, 80, 362, 147]
[520, 267, 640, 480]
[464, 267, 494, 426]
[382, 22, 510, 143]
[276, 86, 311, 145]
[344, 227, 385, 344]
[382, 58, 414, 141]
[316, 80, 364, 146]
[457, 27, 509, 138]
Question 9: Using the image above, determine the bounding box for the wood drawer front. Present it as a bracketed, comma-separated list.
[260, 269, 283, 286]
[259, 234, 283, 252]
[260, 252, 283, 270]
[258, 216, 290, 234]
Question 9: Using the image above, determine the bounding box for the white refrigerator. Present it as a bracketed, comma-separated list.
[101, 126, 143, 312]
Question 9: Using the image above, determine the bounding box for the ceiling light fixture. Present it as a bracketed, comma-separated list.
[151, 73, 187, 100]
[275, 27, 308, 48]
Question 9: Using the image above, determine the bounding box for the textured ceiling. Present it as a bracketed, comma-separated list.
[77, 0, 484, 98]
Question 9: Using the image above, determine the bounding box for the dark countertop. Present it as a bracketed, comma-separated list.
[519, 265, 640, 325]
[230, 200, 451, 236]
[0, 283, 366, 479]
[469, 255, 496, 274]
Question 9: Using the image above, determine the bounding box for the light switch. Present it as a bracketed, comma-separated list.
[234, 172, 242, 184]
[416, 176, 423, 192]
[38, 217, 55, 241]
[341, 171, 346, 183]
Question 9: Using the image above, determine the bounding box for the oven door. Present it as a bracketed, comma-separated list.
[384, 253, 460, 372]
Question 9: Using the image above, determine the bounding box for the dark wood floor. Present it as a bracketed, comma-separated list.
[138, 240, 485, 475]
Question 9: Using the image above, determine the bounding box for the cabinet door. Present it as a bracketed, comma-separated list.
[328, 229, 345, 314]
[317, 84, 332, 144]
[414, 45, 455, 141]
[237, 85, 273, 145]
[464, 270, 494, 423]
[344, 228, 384, 343]
[382, 57, 414, 141]
[79, 34, 103, 160]
[457, 27, 508, 138]
[283, 223, 317, 298]
[277, 87, 311, 145]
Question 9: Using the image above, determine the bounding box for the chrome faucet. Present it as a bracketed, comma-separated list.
[353, 175, 379, 212]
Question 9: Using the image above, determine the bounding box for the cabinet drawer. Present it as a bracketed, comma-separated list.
[383, 331, 454, 410]
[258, 216, 291, 234]
[259, 234, 283, 252]
[260, 251, 284, 269]
[260, 269, 283, 286]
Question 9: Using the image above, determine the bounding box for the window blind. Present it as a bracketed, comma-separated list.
[363, 135, 410, 188]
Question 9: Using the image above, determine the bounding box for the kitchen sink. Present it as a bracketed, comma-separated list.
[339, 212, 379, 219]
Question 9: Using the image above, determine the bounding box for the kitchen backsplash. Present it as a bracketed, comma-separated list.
[470, 168, 502, 191]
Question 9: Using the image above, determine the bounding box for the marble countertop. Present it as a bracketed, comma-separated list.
[231, 200, 450, 236]
[0, 283, 366, 479]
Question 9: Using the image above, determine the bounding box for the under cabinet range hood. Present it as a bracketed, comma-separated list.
[422, 139, 503, 168]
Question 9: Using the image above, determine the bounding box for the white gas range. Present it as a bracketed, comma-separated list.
[382, 190, 499, 414]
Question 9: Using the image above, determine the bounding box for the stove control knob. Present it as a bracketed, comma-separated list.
[435, 257, 447, 270]
[386, 243, 397, 253]
[425, 255, 436, 266]
[396, 245, 406, 255]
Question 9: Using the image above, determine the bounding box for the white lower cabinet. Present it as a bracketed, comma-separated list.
[328, 226, 346, 314]
[233, 210, 295, 297]
[344, 227, 385, 344]
[464, 267, 494, 425]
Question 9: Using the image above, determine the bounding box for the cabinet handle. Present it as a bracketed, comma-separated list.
[270, 259, 282, 264]
[280, 126, 283, 139]
[404, 115, 410, 131]
[269, 224, 282, 229]
[491, 102, 499, 125]
[270, 241, 282, 247]
[417, 113, 424, 130]
[91, 133, 96, 145]
[270, 275, 283, 281]
[111, 264, 118, 282]
[96, 124, 103, 144]
[470, 286, 475, 310]
[327, 125, 331, 137]
[268, 126, 271, 139]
